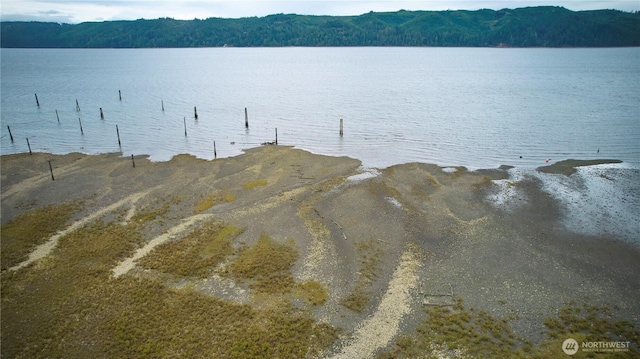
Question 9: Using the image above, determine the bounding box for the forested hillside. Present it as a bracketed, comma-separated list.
[2, 6, 639, 48]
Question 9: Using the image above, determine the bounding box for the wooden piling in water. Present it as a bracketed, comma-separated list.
[214, 141, 217, 159]
[100, 108, 104, 120]
[78, 118, 84, 134]
[76, 99, 81, 112]
[245, 107, 249, 128]
[116, 125, 121, 146]
[340, 118, 344, 136]
[26, 138, 32, 155]
[55, 109, 60, 123]
[194, 106, 198, 120]
[275, 128, 278, 145]
[7, 125, 14, 143]
[119, 90, 122, 101]
[48, 160, 55, 181]
[162, 100, 165, 112]
[131, 154, 136, 168]
[35, 94, 40, 107]
[184, 117, 187, 137]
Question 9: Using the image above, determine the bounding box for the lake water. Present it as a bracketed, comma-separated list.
[1, 47, 639, 169]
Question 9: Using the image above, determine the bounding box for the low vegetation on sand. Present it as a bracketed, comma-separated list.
[193, 192, 236, 213]
[138, 221, 241, 277]
[2, 197, 637, 358]
[1, 204, 336, 358]
[340, 239, 383, 312]
[377, 298, 639, 358]
[242, 179, 268, 190]
[226, 234, 299, 294]
[0, 200, 82, 271]
[223, 233, 329, 305]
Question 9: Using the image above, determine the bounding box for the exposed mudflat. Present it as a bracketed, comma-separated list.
[2, 147, 638, 357]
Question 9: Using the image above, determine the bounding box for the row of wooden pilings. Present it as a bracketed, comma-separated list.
[10, 92, 347, 181]
[30, 92, 346, 133]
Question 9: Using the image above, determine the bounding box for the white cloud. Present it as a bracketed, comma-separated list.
[1, 0, 638, 23]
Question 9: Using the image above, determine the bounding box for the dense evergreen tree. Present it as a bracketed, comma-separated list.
[2, 7, 639, 48]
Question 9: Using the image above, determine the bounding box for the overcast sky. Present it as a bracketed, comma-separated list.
[1, 0, 638, 23]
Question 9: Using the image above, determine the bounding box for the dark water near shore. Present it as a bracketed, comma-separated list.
[1, 47, 639, 169]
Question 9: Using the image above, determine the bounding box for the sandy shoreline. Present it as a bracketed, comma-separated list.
[2, 146, 639, 357]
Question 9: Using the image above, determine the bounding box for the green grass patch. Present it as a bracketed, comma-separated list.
[537, 301, 640, 358]
[547, 302, 638, 339]
[340, 283, 370, 313]
[1, 200, 82, 271]
[377, 298, 639, 359]
[225, 234, 329, 306]
[138, 221, 242, 277]
[226, 234, 298, 294]
[194, 193, 236, 213]
[103, 281, 327, 359]
[130, 202, 169, 225]
[1, 216, 338, 358]
[1, 218, 142, 359]
[340, 239, 383, 312]
[242, 179, 268, 190]
[378, 298, 528, 358]
[296, 280, 329, 306]
[356, 239, 383, 281]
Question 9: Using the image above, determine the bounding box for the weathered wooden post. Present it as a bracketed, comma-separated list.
[340, 118, 344, 136]
[48, 160, 55, 181]
[35, 94, 40, 107]
[116, 125, 122, 146]
[78, 118, 84, 135]
[7, 125, 14, 143]
[184, 117, 187, 137]
[26, 138, 32, 155]
[161, 100, 165, 112]
[275, 128, 278, 145]
[131, 154, 136, 168]
[245, 107, 249, 128]
[100, 108, 104, 120]
[119, 90, 122, 101]
[194, 106, 198, 120]
[214, 141, 217, 159]
[76, 99, 81, 112]
[55, 109, 60, 123]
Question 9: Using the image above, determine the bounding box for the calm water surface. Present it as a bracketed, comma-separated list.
[1, 47, 639, 169]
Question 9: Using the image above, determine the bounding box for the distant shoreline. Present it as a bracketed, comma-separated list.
[3, 7, 639, 48]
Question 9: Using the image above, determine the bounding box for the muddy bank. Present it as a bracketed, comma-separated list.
[2, 147, 638, 357]
[537, 158, 623, 175]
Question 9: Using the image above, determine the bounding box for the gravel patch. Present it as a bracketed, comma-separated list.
[325, 248, 421, 359]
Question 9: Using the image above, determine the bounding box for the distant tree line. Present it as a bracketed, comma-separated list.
[2, 7, 639, 48]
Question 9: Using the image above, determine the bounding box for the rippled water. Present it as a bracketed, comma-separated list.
[2, 47, 639, 169]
